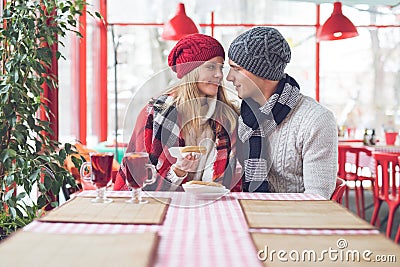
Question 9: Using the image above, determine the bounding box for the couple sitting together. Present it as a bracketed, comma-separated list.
[114, 27, 338, 199]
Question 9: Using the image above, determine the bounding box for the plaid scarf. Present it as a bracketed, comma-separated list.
[238, 74, 301, 192]
[135, 94, 237, 191]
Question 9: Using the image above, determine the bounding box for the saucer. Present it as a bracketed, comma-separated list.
[182, 183, 227, 194]
[191, 189, 230, 200]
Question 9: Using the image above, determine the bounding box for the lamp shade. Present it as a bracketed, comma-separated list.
[161, 3, 199, 40]
[317, 2, 359, 41]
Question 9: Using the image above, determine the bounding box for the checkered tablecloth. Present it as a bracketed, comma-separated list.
[24, 192, 379, 267]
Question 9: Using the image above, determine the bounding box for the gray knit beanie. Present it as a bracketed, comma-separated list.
[228, 27, 291, 81]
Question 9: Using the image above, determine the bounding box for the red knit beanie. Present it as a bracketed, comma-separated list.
[168, 33, 225, 79]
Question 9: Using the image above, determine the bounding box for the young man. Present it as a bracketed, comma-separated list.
[226, 27, 337, 199]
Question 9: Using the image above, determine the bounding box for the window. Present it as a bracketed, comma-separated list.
[58, 0, 400, 145]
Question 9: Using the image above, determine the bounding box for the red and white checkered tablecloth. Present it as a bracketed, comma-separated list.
[249, 228, 379, 235]
[24, 192, 378, 267]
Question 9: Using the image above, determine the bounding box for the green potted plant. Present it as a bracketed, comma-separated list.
[0, 0, 92, 237]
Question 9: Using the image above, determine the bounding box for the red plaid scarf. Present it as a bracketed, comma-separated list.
[115, 94, 239, 191]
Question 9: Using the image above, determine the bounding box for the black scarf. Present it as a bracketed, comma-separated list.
[238, 74, 301, 192]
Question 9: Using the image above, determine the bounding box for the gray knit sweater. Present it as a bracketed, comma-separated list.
[267, 94, 338, 199]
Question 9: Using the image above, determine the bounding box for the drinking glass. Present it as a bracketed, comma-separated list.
[80, 152, 114, 203]
[385, 132, 398, 145]
[124, 152, 157, 204]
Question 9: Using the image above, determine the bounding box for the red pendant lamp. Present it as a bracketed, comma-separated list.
[161, 3, 199, 40]
[317, 2, 359, 41]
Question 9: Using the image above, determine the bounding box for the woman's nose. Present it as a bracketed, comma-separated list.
[215, 68, 223, 78]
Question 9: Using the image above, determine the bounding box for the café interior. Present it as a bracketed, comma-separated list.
[1, 0, 400, 266]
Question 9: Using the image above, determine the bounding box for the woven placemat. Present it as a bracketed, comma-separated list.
[251, 232, 400, 266]
[239, 200, 374, 229]
[0, 231, 158, 267]
[39, 197, 171, 224]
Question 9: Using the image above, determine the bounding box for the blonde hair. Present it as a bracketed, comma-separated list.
[165, 68, 239, 136]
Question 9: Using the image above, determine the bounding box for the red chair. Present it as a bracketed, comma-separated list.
[331, 178, 346, 204]
[396, 155, 400, 243]
[338, 144, 374, 218]
[370, 152, 400, 241]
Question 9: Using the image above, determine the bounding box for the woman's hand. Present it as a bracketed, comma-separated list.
[173, 152, 201, 177]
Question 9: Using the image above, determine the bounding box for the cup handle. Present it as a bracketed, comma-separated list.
[143, 164, 157, 186]
[80, 162, 92, 182]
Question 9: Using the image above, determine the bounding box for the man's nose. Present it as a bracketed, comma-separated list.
[226, 69, 234, 82]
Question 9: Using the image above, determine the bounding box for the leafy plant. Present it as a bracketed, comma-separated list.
[0, 0, 90, 232]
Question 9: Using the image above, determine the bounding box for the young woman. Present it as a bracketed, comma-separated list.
[114, 33, 240, 191]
